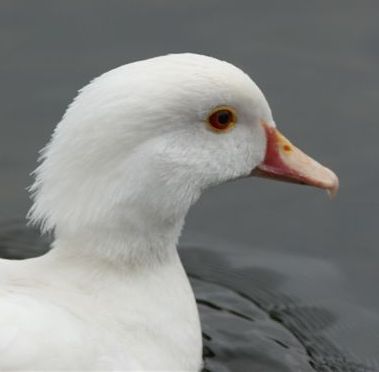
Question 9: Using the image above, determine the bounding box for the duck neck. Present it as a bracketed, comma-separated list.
[52, 212, 186, 267]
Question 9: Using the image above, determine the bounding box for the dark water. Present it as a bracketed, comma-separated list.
[1, 1, 379, 371]
[186, 247, 378, 372]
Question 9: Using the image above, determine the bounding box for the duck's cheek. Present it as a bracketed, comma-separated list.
[249, 123, 268, 168]
[232, 124, 267, 177]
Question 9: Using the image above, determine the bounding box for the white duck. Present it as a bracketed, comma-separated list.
[0, 54, 338, 371]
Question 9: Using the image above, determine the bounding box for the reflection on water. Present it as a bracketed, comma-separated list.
[0, 220, 50, 259]
[193, 277, 312, 372]
[0, 222, 376, 372]
[182, 247, 377, 372]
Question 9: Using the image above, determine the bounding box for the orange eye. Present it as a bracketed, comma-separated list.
[207, 107, 237, 132]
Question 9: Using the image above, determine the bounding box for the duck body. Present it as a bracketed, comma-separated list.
[0, 53, 337, 371]
[0, 246, 201, 370]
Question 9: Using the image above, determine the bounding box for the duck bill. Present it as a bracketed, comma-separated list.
[251, 123, 339, 197]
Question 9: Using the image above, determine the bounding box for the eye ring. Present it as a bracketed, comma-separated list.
[207, 106, 237, 133]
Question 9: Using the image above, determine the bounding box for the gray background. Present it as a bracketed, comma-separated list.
[1, 0, 378, 351]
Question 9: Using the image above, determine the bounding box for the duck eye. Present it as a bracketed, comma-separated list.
[207, 107, 237, 132]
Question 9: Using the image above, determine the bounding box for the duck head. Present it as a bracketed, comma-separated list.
[28, 54, 338, 260]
